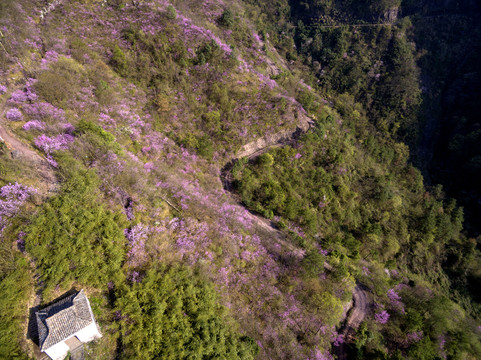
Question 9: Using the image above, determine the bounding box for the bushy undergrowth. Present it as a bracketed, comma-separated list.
[25, 169, 127, 295]
[0, 253, 32, 359]
[114, 264, 258, 359]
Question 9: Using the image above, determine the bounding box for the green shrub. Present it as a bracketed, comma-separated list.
[75, 119, 116, 144]
[34, 57, 86, 107]
[258, 153, 274, 167]
[301, 249, 325, 278]
[73, 119, 121, 158]
[202, 110, 222, 135]
[0, 254, 32, 359]
[110, 45, 128, 76]
[166, 5, 177, 20]
[196, 135, 214, 159]
[115, 265, 258, 359]
[218, 9, 235, 28]
[25, 171, 127, 293]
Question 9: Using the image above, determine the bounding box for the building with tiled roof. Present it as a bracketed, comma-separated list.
[35, 290, 101, 360]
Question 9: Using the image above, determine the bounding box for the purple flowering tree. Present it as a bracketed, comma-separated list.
[6, 108, 23, 121]
[8, 90, 27, 104]
[309, 348, 334, 360]
[387, 288, 405, 313]
[23, 120, 46, 131]
[34, 134, 74, 167]
[125, 223, 149, 268]
[375, 310, 390, 324]
[407, 331, 423, 343]
[23, 102, 65, 122]
[330, 331, 344, 346]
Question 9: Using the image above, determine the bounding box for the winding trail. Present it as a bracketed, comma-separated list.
[220, 117, 372, 357]
[0, 88, 57, 195]
[0, 124, 57, 193]
[335, 284, 370, 360]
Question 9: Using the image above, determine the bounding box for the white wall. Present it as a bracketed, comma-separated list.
[75, 322, 101, 343]
[44, 341, 69, 360]
[44, 321, 101, 359]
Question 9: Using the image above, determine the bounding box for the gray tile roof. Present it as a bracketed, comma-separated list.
[36, 290, 95, 351]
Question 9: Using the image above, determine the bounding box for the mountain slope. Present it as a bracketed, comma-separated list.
[0, 1, 480, 359]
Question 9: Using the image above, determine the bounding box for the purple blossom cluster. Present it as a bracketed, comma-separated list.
[101, 101, 149, 140]
[23, 120, 46, 131]
[375, 310, 390, 324]
[40, 50, 60, 69]
[34, 133, 74, 167]
[288, 223, 305, 238]
[171, 218, 211, 264]
[256, 72, 278, 90]
[330, 331, 344, 346]
[34, 134, 74, 153]
[24, 37, 42, 50]
[0, 182, 37, 234]
[308, 349, 334, 360]
[6, 108, 23, 121]
[387, 288, 405, 313]
[8, 90, 27, 104]
[25, 78, 38, 101]
[178, 14, 232, 55]
[125, 199, 134, 221]
[252, 32, 262, 45]
[199, 0, 224, 22]
[129, 270, 144, 283]
[362, 266, 370, 276]
[61, 123, 75, 134]
[439, 335, 447, 359]
[23, 101, 66, 122]
[407, 331, 423, 343]
[317, 244, 329, 256]
[125, 223, 150, 268]
[16, 231, 26, 252]
[0, 84, 7, 94]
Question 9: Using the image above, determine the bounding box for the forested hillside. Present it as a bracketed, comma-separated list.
[0, 0, 480, 359]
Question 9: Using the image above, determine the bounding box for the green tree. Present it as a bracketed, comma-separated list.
[110, 45, 128, 76]
[218, 9, 234, 28]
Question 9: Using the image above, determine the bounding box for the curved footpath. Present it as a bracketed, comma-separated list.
[221, 121, 372, 357]
[0, 87, 57, 194]
[336, 284, 370, 360]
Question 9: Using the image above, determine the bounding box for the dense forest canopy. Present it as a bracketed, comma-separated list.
[0, 0, 480, 359]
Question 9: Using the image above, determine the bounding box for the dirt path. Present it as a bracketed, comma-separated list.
[0, 89, 57, 194]
[336, 284, 370, 360]
[0, 125, 56, 189]
[220, 117, 372, 357]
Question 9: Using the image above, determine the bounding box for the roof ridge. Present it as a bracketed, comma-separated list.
[45, 304, 75, 320]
